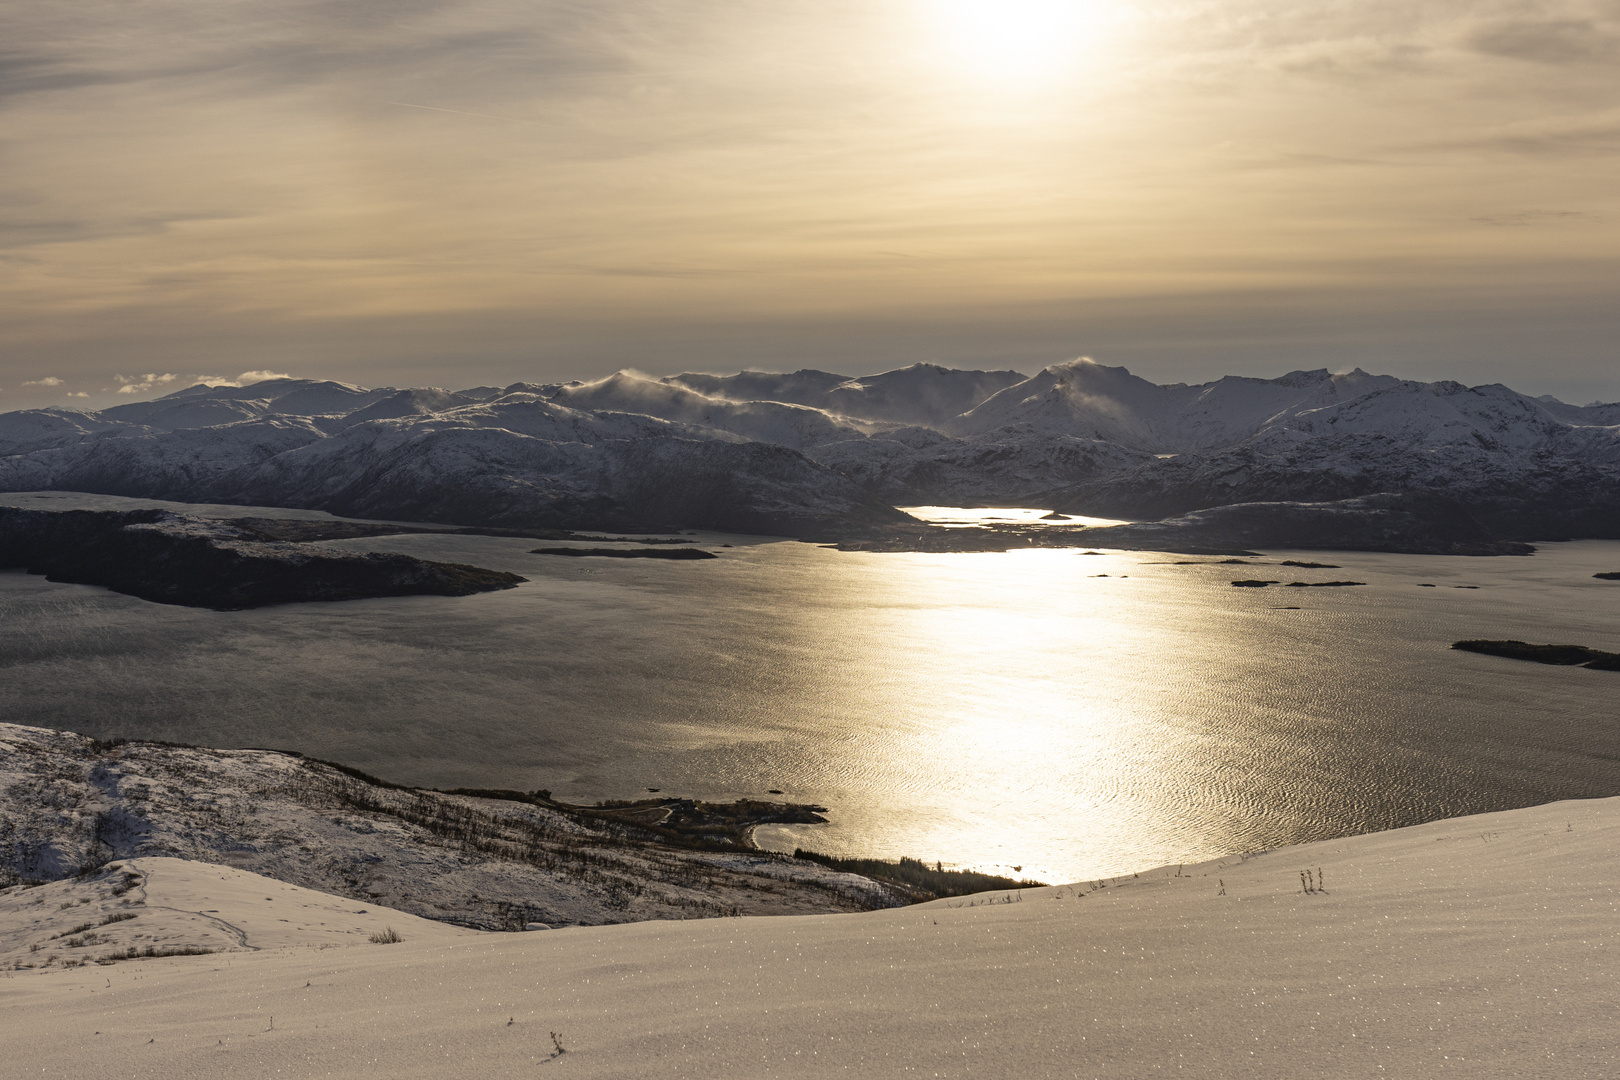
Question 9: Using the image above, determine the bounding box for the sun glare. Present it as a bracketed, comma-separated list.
[929, 0, 1113, 87]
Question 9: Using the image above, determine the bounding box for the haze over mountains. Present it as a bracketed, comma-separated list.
[3, 359, 1618, 542]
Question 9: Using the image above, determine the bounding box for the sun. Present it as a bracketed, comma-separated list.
[929, 0, 1113, 87]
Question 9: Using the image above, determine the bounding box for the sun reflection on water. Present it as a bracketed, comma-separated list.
[769, 547, 1277, 882]
[7, 493, 1620, 886]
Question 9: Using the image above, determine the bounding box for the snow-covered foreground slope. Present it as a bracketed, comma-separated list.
[2, 797, 1614, 1078]
[0, 858, 479, 970]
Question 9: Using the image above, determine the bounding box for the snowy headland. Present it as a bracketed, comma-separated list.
[0, 724, 904, 930]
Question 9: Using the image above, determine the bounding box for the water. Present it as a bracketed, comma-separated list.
[898, 506, 1128, 528]
[4, 491, 1620, 883]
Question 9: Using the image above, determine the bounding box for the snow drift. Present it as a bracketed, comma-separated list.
[4, 782, 1614, 1078]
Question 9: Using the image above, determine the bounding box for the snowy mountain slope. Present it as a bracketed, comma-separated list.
[261, 380, 396, 416]
[1259, 378, 1569, 451]
[663, 367, 852, 406]
[0, 388, 905, 536]
[946, 358, 1402, 452]
[807, 427, 1152, 504]
[588, 435, 907, 537]
[0, 419, 328, 501]
[97, 379, 392, 430]
[93, 396, 272, 431]
[1048, 375, 1620, 536]
[1168, 367, 1400, 450]
[551, 371, 867, 449]
[0, 410, 147, 456]
[232, 423, 852, 534]
[435, 397, 742, 445]
[1529, 395, 1620, 427]
[323, 387, 479, 430]
[212, 401, 902, 536]
[819, 363, 1028, 426]
[666, 363, 1027, 427]
[487, 380, 577, 399]
[946, 358, 1180, 444]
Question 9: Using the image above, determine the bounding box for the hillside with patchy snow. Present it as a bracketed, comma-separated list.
[3, 359, 1619, 543]
[0, 724, 901, 930]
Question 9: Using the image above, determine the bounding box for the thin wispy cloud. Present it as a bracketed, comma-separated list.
[1468, 18, 1620, 64]
[230, 370, 295, 386]
[1472, 209, 1595, 226]
[113, 373, 181, 395]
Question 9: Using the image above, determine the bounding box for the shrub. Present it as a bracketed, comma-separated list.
[792, 849, 1044, 900]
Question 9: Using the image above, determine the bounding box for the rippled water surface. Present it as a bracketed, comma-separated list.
[4, 491, 1620, 882]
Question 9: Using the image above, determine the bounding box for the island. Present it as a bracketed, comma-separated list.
[0, 506, 524, 610]
[1452, 639, 1620, 671]
[530, 547, 718, 560]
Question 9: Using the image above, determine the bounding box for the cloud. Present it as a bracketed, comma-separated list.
[113, 372, 180, 395]
[67, 391, 88, 398]
[1472, 209, 1595, 226]
[4, 0, 1620, 404]
[1469, 19, 1620, 65]
[22, 376, 64, 387]
[235, 369, 293, 385]
[1419, 108, 1620, 158]
[187, 369, 296, 388]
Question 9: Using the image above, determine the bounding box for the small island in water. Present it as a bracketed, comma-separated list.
[530, 546, 718, 560]
[1452, 640, 1620, 670]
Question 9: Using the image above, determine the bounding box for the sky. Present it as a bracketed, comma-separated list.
[1, 0, 1618, 410]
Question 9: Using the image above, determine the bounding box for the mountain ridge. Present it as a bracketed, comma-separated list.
[3, 360, 1618, 547]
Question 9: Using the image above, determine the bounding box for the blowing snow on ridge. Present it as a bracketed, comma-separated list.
[4, 360, 1619, 548]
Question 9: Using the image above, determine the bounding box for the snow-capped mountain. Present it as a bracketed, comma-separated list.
[1046, 370, 1620, 536]
[0, 408, 142, 456]
[946, 360, 1401, 451]
[2, 360, 1618, 543]
[553, 366, 1158, 503]
[96, 378, 394, 430]
[0, 380, 908, 537]
[665, 363, 1027, 429]
[324, 387, 481, 430]
[551, 372, 867, 450]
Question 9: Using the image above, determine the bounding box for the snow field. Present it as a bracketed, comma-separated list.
[2, 796, 1615, 1078]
